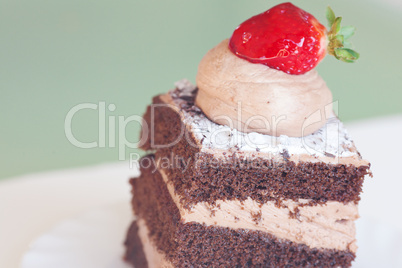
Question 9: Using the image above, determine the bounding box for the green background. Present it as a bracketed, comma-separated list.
[1, 0, 401, 180]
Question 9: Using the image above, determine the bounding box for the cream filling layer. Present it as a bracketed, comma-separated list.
[137, 218, 174, 268]
[159, 169, 358, 252]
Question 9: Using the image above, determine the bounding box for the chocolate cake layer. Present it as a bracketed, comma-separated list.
[139, 90, 370, 208]
[124, 221, 148, 268]
[125, 155, 355, 268]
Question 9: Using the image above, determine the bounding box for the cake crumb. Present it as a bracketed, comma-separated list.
[289, 207, 301, 221]
[251, 210, 262, 224]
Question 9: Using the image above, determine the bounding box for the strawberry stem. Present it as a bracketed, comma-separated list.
[326, 6, 359, 62]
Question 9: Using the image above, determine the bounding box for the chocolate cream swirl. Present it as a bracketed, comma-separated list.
[195, 39, 333, 137]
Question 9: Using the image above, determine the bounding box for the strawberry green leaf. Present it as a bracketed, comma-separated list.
[330, 17, 342, 35]
[326, 7, 359, 63]
[339, 26, 355, 39]
[332, 38, 344, 49]
[334, 48, 360, 63]
[336, 35, 344, 44]
[326, 7, 336, 28]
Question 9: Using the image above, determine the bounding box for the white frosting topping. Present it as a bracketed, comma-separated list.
[188, 111, 355, 158]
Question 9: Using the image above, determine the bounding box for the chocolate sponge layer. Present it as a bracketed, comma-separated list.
[124, 155, 355, 268]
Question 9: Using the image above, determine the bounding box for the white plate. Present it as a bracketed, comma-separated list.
[20, 202, 402, 268]
[20, 203, 133, 268]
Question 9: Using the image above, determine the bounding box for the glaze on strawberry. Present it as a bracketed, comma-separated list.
[229, 3, 360, 75]
[229, 3, 327, 75]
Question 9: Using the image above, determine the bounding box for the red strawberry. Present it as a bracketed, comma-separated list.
[229, 2, 359, 75]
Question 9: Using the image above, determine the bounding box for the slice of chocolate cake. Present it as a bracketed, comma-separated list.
[124, 80, 370, 267]
[124, 3, 371, 267]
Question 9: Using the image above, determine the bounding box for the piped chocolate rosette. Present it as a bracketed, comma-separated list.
[196, 3, 359, 137]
